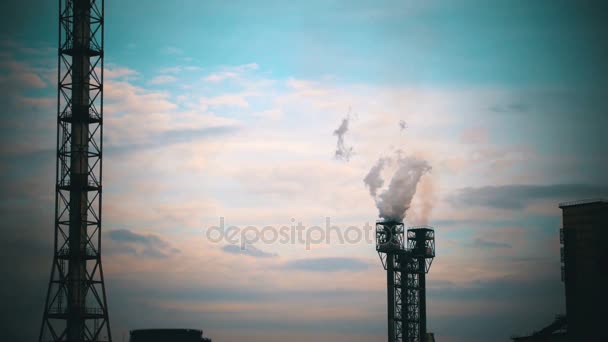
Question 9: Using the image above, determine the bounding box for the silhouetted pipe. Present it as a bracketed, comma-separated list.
[68, 0, 91, 340]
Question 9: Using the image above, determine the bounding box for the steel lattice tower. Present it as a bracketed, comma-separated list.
[39, 0, 111, 341]
[376, 222, 435, 342]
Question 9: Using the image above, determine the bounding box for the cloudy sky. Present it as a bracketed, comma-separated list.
[1, 0, 607, 341]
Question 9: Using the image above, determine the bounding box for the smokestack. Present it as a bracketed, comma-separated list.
[375, 221, 436, 342]
[360, 112, 436, 341]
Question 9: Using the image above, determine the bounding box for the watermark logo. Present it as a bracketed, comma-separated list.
[205, 217, 377, 250]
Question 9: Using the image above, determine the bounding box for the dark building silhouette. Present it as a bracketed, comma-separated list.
[129, 329, 211, 342]
[559, 199, 608, 340]
[512, 199, 608, 341]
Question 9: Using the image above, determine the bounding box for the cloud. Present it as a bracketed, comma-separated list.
[159, 65, 202, 74]
[204, 71, 239, 82]
[429, 275, 562, 304]
[222, 244, 277, 258]
[202, 63, 259, 83]
[448, 184, 608, 210]
[200, 94, 249, 108]
[425, 273, 565, 341]
[460, 126, 488, 144]
[105, 65, 139, 80]
[149, 75, 178, 85]
[0, 59, 46, 89]
[106, 229, 180, 259]
[0, 39, 55, 57]
[282, 257, 370, 272]
[103, 72, 241, 147]
[0, 54, 58, 154]
[253, 108, 283, 120]
[469, 238, 512, 249]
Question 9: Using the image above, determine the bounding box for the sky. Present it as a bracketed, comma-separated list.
[1, 0, 607, 341]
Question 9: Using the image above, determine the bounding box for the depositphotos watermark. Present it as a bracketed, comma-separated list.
[205, 217, 377, 250]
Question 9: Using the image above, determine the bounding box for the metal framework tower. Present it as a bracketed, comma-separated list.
[376, 222, 435, 342]
[40, 0, 111, 341]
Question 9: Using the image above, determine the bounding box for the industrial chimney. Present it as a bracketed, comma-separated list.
[376, 221, 435, 342]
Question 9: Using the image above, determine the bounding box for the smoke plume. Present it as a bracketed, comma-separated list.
[333, 116, 354, 161]
[364, 157, 388, 197]
[406, 173, 436, 226]
[364, 154, 431, 222]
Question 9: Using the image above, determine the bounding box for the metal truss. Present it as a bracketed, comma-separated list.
[40, 0, 111, 341]
[376, 223, 435, 342]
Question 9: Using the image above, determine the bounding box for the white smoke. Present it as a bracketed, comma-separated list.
[363, 157, 389, 197]
[333, 116, 354, 161]
[364, 154, 431, 222]
[406, 173, 436, 226]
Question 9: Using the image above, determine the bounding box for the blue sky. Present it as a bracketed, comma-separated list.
[5, 0, 607, 85]
[1, 1, 607, 341]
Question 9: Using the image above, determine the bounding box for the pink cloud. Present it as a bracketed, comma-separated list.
[460, 126, 488, 144]
[0, 59, 46, 88]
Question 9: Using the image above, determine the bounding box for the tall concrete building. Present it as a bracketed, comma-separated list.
[559, 199, 608, 340]
[512, 199, 607, 341]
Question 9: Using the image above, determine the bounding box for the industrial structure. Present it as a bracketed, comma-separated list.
[39, 0, 111, 341]
[35, 2, 216, 342]
[512, 199, 608, 341]
[376, 221, 436, 342]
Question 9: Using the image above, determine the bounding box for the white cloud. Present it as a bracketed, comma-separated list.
[103, 74, 241, 146]
[149, 74, 178, 85]
[200, 94, 249, 108]
[202, 63, 259, 83]
[159, 65, 202, 74]
[105, 65, 139, 80]
[204, 71, 239, 82]
[254, 108, 283, 120]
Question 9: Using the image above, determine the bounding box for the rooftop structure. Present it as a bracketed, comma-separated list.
[129, 329, 211, 342]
